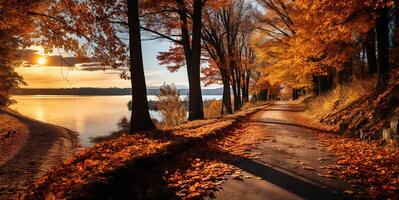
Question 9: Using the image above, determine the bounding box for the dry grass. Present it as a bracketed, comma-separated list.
[305, 78, 377, 121]
[204, 100, 222, 119]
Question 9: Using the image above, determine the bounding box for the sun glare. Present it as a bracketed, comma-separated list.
[37, 57, 46, 65]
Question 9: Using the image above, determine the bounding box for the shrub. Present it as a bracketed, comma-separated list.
[157, 83, 186, 127]
[204, 100, 222, 119]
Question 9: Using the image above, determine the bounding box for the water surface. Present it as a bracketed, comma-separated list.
[10, 95, 221, 146]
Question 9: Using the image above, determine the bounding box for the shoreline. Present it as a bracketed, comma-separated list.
[0, 107, 79, 199]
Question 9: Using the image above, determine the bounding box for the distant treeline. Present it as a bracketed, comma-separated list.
[10, 87, 224, 96]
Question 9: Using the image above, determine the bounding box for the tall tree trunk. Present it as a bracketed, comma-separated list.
[376, 3, 390, 89]
[127, 0, 155, 132]
[177, 0, 204, 120]
[188, 0, 204, 120]
[177, 0, 192, 83]
[241, 71, 250, 103]
[230, 69, 239, 111]
[221, 70, 233, 114]
[236, 68, 242, 107]
[366, 29, 378, 74]
[231, 67, 240, 111]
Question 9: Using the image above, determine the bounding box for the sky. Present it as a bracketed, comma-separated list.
[16, 40, 192, 89]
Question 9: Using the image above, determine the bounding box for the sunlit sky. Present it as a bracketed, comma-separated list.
[17, 40, 193, 89]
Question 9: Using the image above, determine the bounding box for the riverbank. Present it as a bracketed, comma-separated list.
[0, 108, 79, 199]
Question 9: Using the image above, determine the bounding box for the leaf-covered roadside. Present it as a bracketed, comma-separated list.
[159, 120, 273, 199]
[20, 104, 270, 199]
[317, 134, 399, 199]
[287, 110, 399, 199]
[322, 68, 399, 139]
[22, 134, 172, 199]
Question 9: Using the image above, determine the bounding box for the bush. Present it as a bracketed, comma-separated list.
[204, 100, 222, 119]
[157, 83, 186, 127]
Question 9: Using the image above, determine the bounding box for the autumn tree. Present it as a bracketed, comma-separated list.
[202, 0, 256, 112]
[20, 0, 156, 131]
[202, 9, 233, 114]
[253, 0, 396, 97]
[127, 0, 155, 131]
[0, 32, 25, 106]
[0, 1, 49, 105]
[141, 0, 209, 120]
[252, 0, 305, 96]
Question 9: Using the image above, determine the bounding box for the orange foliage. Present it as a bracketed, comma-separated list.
[253, 0, 394, 88]
[317, 134, 399, 199]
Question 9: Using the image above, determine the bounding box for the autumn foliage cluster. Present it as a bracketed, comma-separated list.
[253, 0, 397, 93]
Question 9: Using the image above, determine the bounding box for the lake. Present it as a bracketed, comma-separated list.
[10, 95, 221, 147]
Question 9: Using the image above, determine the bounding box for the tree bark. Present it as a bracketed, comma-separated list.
[177, 0, 192, 82]
[241, 70, 250, 103]
[236, 67, 242, 107]
[366, 29, 378, 74]
[187, 0, 204, 120]
[127, 0, 155, 132]
[231, 67, 240, 111]
[376, 3, 390, 89]
[176, 0, 204, 120]
[221, 69, 233, 114]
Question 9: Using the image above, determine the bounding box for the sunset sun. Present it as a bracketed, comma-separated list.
[37, 57, 46, 65]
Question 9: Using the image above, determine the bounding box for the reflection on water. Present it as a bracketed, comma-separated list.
[10, 95, 221, 147]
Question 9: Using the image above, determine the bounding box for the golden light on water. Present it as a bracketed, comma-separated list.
[37, 57, 46, 65]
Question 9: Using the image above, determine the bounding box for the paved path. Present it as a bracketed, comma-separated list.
[212, 102, 362, 200]
[0, 109, 78, 199]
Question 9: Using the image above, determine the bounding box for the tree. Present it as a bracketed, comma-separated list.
[366, 29, 378, 74]
[202, 9, 233, 114]
[0, 31, 26, 106]
[203, 0, 256, 112]
[0, 1, 48, 106]
[253, 0, 391, 95]
[20, 0, 155, 132]
[127, 0, 155, 131]
[141, 0, 209, 120]
[375, 0, 391, 89]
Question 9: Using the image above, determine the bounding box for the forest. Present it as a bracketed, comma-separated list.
[0, 0, 399, 199]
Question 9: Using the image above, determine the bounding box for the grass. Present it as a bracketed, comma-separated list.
[305, 77, 377, 121]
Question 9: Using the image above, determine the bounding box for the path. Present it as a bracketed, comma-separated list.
[212, 102, 362, 200]
[0, 109, 78, 199]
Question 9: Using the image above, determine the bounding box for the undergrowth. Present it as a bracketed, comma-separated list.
[305, 77, 377, 121]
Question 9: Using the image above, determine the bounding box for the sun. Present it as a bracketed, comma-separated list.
[37, 57, 46, 65]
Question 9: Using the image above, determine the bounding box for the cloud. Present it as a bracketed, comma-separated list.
[75, 62, 106, 71]
[145, 69, 168, 76]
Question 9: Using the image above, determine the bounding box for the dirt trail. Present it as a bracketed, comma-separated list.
[0, 108, 78, 199]
[212, 102, 362, 200]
